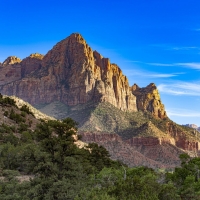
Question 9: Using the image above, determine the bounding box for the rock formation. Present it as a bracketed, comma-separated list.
[131, 83, 167, 118]
[2, 56, 21, 66]
[21, 53, 44, 77]
[0, 33, 166, 117]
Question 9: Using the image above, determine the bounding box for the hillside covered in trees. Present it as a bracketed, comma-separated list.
[0, 96, 200, 199]
[0, 96, 200, 200]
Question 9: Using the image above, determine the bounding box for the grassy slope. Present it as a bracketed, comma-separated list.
[36, 101, 199, 141]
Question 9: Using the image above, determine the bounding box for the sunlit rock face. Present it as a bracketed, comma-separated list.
[0, 33, 168, 118]
[131, 83, 167, 119]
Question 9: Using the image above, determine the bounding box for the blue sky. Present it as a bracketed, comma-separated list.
[0, 0, 200, 126]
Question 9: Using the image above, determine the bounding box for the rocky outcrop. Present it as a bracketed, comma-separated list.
[0, 34, 168, 117]
[131, 83, 167, 118]
[0, 33, 138, 112]
[126, 136, 174, 146]
[80, 132, 166, 168]
[2, 56, 21, 66]
[0, 63, 21, 85]
[21, 53, 44, 77]
[166, 122, 200, 153]
[80, 132, 186, 168]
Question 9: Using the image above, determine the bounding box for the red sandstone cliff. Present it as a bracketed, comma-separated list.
[0, 33, 166, 116]
[80, 132, 185, 168]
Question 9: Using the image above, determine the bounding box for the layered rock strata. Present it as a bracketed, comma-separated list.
[80, 132, 184, 168]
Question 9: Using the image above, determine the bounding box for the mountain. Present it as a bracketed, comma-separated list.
[0, 33, 166, 118]
[184, 124, 200, 132]
[0, 33, 199, 168]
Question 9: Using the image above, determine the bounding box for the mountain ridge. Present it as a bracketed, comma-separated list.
[0, 33, 166, 119]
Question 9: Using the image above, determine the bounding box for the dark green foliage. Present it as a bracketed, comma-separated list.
[0, 133, 19, 145]
[165, 154, 200, 199]
[87, 143, 120, 172]
[20, 131, 33, 143]
[20, 105, 34, 116]
[9, 109, 25, 123]
[1, 115, 200, 200]
[0, 95, 16, 106]
[18, 123, 28, 132]
[20, 111, 26, 117]
[3, 111, 8, 117]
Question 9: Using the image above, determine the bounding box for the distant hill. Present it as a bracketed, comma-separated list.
[184, 124, 200, 132]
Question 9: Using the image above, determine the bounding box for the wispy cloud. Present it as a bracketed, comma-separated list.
[172, 46, 199, 51]
[124, 60, 141, 63]
[150, 43, 200, 53]
[167, 108, 200, 117]
[146, 62, 200, 70]
[147, 63, 175, 67]
[176, 63, 200, 70]
[158, 82, 200, 96]
[123, 69, 182, 78]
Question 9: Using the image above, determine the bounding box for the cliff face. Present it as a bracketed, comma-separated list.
[80, 132, 166, 168]
[80, 132, 184, 168]
[0, 62, 21, 85]
[21, 53, 44, 77]
[131, 83, 167, 118]
[0, 33, 166, 116]
[166, 122, 200, 153]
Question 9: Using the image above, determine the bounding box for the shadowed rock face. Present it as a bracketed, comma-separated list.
[80, 132, 184, 168]
[0, 33, 166, 116]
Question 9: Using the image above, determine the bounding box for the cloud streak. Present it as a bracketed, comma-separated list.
[147, 63, 175, 67]
[176, 63, 200, 70]
[123, 69, 182, 78]
[158, 82, 200, 96]
[171, 46, 199, 51]
[146, 62, 200, 70]
[166, 108, 200, 117]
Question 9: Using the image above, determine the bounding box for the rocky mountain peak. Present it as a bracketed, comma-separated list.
[29, 53, 44, 60]
[131, 82, 167, 119]
[0, 33, 166, 119]
[2, 56, 21, 66]
[68, 33, 87, 43]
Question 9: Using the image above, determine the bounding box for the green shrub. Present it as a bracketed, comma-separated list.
[20, 105, 34, 116]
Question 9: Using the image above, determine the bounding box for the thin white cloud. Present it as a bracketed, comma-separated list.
[123, 69, 182, 78]
[146, 62, 200, 70]
[167, 108, 200, 117]
[124, 60, 141, 63]
[147, 63, 175, 67]
[150, 43, 200, 53]
[176, 63, 200, 70]
[158, 82, 200, 96]
[172, 46, 199, 51]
